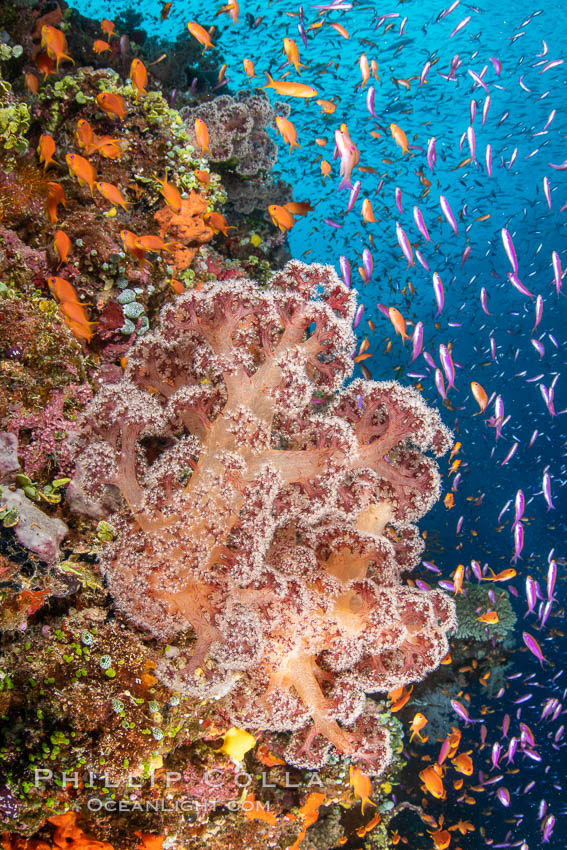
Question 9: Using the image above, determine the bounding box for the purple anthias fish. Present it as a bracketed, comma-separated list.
[439, 343, 457, 390]
[542, 814, 555, 843]
[440, 195, 458, 233]
[427, 137, 437, 170]
[347, 180, 361, 212]
[542, 470, 554, 509]
[500, 441, 518, 466]
[432, 272, 444, 313]
[485, 143, 493, 177]
[512, 489, 524, 527]
[512, 522, 524, 562]
[435, 368, 447, 400]
[339, 255, 351, 289]
[423, 351, 436, 370]
[366, 86, 376, 117]
[411, 322, 424, 362]
[413, 205, 431, 241]
[395, 186, 403, 213]
[508, 272, 534, 297]
[496, 786, 510, 807]
[522, 632, 547, 666]
[525, 576, 537, 615]
[501, 228, 518, 274]
[396, 222, 414, 266]
[362, 248, 373, 281]
[506, 736, 518, 764]
[533, 294, 543, 331]
[416, 249, 430, 271]
[451, 699, 479, 724]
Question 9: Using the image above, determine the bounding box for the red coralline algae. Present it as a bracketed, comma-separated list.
[70, 260, 455, 774]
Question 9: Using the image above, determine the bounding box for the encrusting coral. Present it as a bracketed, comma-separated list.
[70, 259, 456, 775]
[154, 192, 213, 273]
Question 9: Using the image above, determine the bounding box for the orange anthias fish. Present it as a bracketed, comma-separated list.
[359, 53, 370, 87]
[328, 21, 349, 38]
[451, 752, 473, 775]
[388, 306, 409, 344]
[275, 116, 301, 152]
[202, 212, 235, 237]
[37, 134, 57, 170]
[134, 235, 181, 253]
[161, 2, 172, 20]
[130, 58, 148, 100]
[217, 0, 239, 24]
[470, 380, 488, 413]
[194, 169, 210, 185]
[194, 118, 211, 155]
[93, 39, 111, 54]
[46, 280, 96, 343]
[66, 153, 96, 195]
[91, 137, 123, 159]
[419, 765, 445, 799]
[283, 37, 307, 73]
[429, 827, 451, 850]
[95, 181, 131, 211]
[35, 51, 54, 80]
[263, 73, 317, 98]
[316, 99, 336, 114]
[321, 160, 331, 179]
[389, 684, 413, 712]
[453, 564, 465, 594]
[268, 204, 295, 233]
[349, 767, 375, 815]
[64, 313, 97, 343]
[476, 611, 499, 624]
[75, 118, 96, 151]
[41, 25, 73, 71]
[96, 92, 127, 121]
[243, 58, 256, 79]
[120, 229, 147, 266]
[284, 201, 313, 216]
[449, 441, 461, 459]
[187, 21, 216, 52]
[53, 230, 71, 267]
[47, 275, 79, 304]
[25, 72, 39, 94]
[155, 170, 182, 213]
[361, 198, 377, 223]
[101, 19, 116, 38]
[482, 568, 517, 582]
[444, 493, 455, 509]
[390, 122, 409, 155]
[409, 712, 428, 742]
[46, 182, 66, 223]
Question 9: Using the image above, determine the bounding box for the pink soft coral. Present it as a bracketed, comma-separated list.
[70, 261, 455, 774]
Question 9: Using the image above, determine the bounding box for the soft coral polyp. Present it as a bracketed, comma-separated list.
[70, 260, 456, 774]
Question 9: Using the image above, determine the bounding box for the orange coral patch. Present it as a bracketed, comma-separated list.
[154, 193, 214, 272]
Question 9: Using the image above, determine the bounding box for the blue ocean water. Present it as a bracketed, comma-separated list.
[67, 0, 566, 846]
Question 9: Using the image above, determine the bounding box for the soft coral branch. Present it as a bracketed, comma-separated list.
[70, 261, 455, 776]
